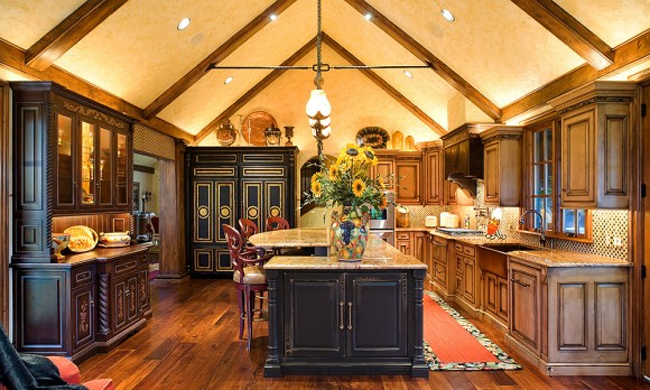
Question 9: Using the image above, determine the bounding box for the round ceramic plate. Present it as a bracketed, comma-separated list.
[355, 127, 390, 149]
[64, 225, 98, 252]
[242, 111, 277, 146]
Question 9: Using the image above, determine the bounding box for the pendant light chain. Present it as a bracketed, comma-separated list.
[315, 0, 323, 89]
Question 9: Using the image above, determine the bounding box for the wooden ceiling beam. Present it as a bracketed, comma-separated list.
[343, 0, 501, 121]
[322, 34, 446, 136]
[194, 37, 317, 144]
[0, 39, 193, 143]
[510, 0, 613, 70]
[143, 0, 298, 120]
[26, 0, 129, 71]
[501, 31, 650, 121]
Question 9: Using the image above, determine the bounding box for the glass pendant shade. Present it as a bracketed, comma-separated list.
[306, 89, 331, 120]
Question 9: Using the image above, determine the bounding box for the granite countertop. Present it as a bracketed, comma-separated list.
[422, 229, 630, 268]
[250, 228, 330, 249]
[264, 235, 427, 270]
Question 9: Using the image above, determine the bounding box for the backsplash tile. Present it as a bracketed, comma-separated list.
[406, 181, 629, 260]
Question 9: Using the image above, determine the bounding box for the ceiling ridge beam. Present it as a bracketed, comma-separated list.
[343, 0, 501, 121]
[510, 0, 613, 70]
[194, 37, 317, 144]
[0, 39, 193, 142]
[143, 0, 298, 120]
[26, 0, 129, 71]
[322, 34, 446, 136]
[501, 30, 650, 121]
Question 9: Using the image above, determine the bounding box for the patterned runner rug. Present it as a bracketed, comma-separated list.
[423, 291, 521, 371]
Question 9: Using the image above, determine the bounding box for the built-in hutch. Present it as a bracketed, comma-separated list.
[10, 81, 149, 362]
[185, 147, 297, 276]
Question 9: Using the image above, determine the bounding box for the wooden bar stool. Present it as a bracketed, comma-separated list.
[223, 224, 272, 350]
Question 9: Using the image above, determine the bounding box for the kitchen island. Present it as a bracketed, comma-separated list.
[262, 234, 429, 377]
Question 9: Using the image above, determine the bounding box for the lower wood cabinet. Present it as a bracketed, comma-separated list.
[11, 247, 151, 362]
[484, 272, 509, 325]
[395, 230, 425, 263]
[506, 257, 631, 376]
[453, 242, 479, 310]
[283, 272, 407, 358]
[264, 267, 428, 377]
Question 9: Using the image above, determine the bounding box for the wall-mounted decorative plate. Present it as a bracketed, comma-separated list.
[355, 127, 390, 149]
[242, 111, 277, 146]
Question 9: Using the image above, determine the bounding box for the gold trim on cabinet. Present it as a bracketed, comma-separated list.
[193, 249, 214, 272]
[193, 183, 213, 242]
[242, 154, 285, 164]
[193, 167, 236, 177]
[242, 167, 286, 177]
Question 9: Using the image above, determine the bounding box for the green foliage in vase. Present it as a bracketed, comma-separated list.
[304, 144, 394, 217]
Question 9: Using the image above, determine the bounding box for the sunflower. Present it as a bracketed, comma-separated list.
[328, 164, 338, 180]
[352, 179, 366, 197]
[311, 180, 322, 197]
[377, 178, 385, 189]
[311, 172, 321, 183]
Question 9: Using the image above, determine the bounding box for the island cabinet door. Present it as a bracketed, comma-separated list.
[346, 273, 408, 357]
[284, 272, 345, 358]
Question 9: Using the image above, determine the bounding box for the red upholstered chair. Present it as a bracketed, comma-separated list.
[223, 224, 273, 350]
[265, 216, 290, 232]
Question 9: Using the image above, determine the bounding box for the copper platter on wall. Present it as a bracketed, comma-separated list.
[242, 111, 277, 146]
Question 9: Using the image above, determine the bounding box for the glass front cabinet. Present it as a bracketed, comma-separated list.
[50, 87, 132, 214]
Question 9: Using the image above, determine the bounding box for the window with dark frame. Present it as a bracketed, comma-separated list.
[524, 120, 592, 241]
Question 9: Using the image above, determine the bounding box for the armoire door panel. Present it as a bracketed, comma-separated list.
[193, 182, 213, 243]
[266, 180, 287, 220]
[242, 181, 263, 229]
[215, 181, 236, 243]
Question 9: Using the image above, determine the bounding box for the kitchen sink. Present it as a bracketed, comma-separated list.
[479, 243, 542, 253]
[477, 243, 541, 278]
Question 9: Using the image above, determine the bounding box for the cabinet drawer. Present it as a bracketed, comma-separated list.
[114, 256, 139, 276]
[454, 242, 463, 253]
[397, 232, 411, 240]
[463, 245, 475, 257]
[72, 265, 94, 289]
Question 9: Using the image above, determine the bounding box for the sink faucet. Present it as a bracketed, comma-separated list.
[519, 209, 547, 247]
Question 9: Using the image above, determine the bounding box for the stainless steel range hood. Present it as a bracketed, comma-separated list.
[440, 124, 493, 196]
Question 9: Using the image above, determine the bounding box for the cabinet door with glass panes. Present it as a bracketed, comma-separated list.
[525, 122, 591, 241]
[54, 111, 130, 213]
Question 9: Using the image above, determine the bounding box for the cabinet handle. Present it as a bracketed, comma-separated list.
[435, 268, 444, 274]
[433, 242, 447, 247]
[347, 302, 353, 331]
[339, 301, 345, 330]
[511, 278, 530, 288]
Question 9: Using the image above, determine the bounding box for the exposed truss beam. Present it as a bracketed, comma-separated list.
[510, 0, 613, 70]
[501, 31, 650, 121]
[0, 39, 193, 142]
[343, 0, 501, 121]
[322, 34, 446, 136]
[143, 0, 298, 120]
[194, 37, 317, 144]
[26, 0, 129, 71]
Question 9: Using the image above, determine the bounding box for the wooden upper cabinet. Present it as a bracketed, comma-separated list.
[372, 150, 396, 190]
[422, 141, 444, 205]
[550, 81, 635, 209]
[480, 127, 522, 206]
[395, 152, 422, 205]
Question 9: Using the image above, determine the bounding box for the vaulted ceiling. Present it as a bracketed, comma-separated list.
[1, 0, 649, 150]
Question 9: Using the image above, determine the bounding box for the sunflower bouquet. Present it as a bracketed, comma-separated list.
[306, 144, 390, 218]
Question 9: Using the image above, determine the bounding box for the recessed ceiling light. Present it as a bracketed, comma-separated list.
[404, 70, 413, 79]
[177, 17, 191, 30]
[364, 13, 372, 21]
[224, 76, 234, 85]
[441, 9, 455, 22]
[269, 13, 278, 21]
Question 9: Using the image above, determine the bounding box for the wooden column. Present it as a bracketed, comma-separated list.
[0, 82, 9, 327]
[157, 140, 187, 281]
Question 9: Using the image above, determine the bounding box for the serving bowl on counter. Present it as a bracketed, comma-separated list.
[64, 225, 99, 253]
[99, 231, 131, 248]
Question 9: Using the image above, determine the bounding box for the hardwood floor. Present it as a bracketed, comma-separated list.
[78, 279, 650, 389]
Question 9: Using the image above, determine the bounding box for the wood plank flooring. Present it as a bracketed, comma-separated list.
[78, 279, 650, 389]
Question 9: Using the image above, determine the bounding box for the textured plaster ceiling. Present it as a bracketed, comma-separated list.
[0, 0, 648, 141]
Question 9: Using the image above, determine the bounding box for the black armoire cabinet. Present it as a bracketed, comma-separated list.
[185, 146, 297, 276]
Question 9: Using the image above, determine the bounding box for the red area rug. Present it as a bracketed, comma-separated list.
[423, 291, 520, 371]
